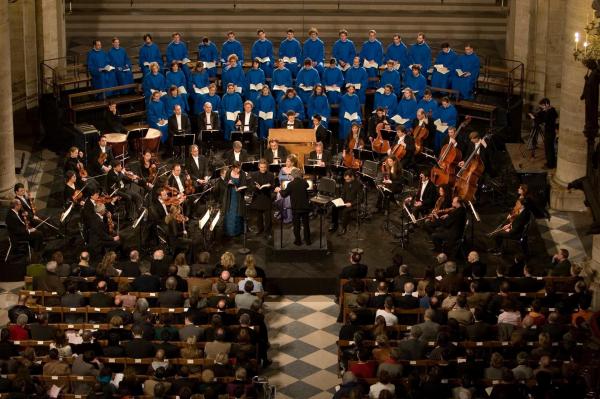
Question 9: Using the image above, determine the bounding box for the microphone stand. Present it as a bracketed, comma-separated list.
[352, 190, 363, 255]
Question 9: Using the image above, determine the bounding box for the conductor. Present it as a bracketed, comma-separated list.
[275, 168, 311, 246]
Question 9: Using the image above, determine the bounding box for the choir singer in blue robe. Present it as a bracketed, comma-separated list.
[408, 33, 432, 77]
[452, 44, 480, 100]
[404, 65, 427, 101]
[87, 40, 118, 95]
[222, 54, 246, 96]
[198, 37, 219, 78]
[359, 30, 383, 89]
[345, 56, 368, 105]
[252, 29, 274, 79]
[307, 85, 331, 128]
[392, 88, 418, 130]
[163, 85, 188, 115]
[139, 34, 163, 76]
[379, 60, 402, 96]
[256, 86, 276, 139]
[221, 83, 244, 140]
[246, 59, 267, 103]
[200, 84, 221, 116]
[432, 96, 458, 133]
[374, 84, 398, 116]
[166, 32, 191, 81]
[296, 58, 321, 104]
[278, 88, 305, 124]
[147, 91, 169, 143]
[221, 31, 244, 64]
[271, 60, 293, 103]
[142, 62, 167, 100]
[431, 42, 458, 91]
[190, 63, 210, 115]
[322, 58, 344, 105]
[332, 29, 357, 73]
[108, 37, 133, 94]
[303, 28, 325, 77]
[417, 89, 439, 118]
[339, 85, 362, 141]
[279, 29, 303, 77]
[384, 34, 410, 71]
[166, 61, 188, 105]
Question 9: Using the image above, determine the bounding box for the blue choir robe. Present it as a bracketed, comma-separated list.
[200, 93, 221, 116]
[256, 93, 276, 139]
[431, 49, 458, 90]
[271, 67, 293, 102]
[162, 93, 188, 115]
[307, 94, 331, 128]
[220, 92, 244, 140]
[393, 98, 418, 129]
[303, 37, 325, 76]
[138, 42, 163, 75]
[339, 93, 362, 140]
[166, 41, 191, 80]
[142, 71, 167, 100]
[384, 42, 410, 69]
[278, 95, 305, 123]
[87, 49, 118, 95]
[251, 39, 274, 78]
[190, 70, 210, 114]
[322, 66, 345, 105]
[417, 97, 439, 118]
[279, 38, 303, 77]
[373, 92, 397, 116]
[332, 39, 357, 68]
[408, 42, 432, 76]
[147, 99, 169, 142]
[108, 47, 134, 94]
[166, 69, 189, 104]
[295, 66, 321, 104]
[345, 66, 368, 105]
[403, 73, 427, 101]
[221, 39, 244, 63]
[359, 39, 383, 88]
[379, 69, 402, 96]
[222, 64, 246, 95]
[246, 67, 266, 103]
[433, 104, 458, 128]
[198, 41, 219, 77]
[451, 53, 480, 100]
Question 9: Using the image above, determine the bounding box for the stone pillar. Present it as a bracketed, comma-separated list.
[549, 0, 588, 212]
[0, 0, 17, 197]
[37, 0, 67, 84]
[592, 235, 600, 311]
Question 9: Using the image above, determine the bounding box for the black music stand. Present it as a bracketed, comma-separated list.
[173, 133, 195, 163]
[231, 130, 255, 145]
[353, 148, 376, 164]
[241, 161, 259, 173]
[310, 177, 337, 249]
[304, 164, 328, 180]
[199, 129, 221, 155]
[126, 127, 147, 157]
[268, 163, 282, 174]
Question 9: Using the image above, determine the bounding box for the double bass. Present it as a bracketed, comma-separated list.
[454, 136, 486, 202]
[372, 122, 391, 154]
[430, 116, 471, 186]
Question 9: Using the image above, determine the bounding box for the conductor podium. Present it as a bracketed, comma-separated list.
[268, 128, 316, 168]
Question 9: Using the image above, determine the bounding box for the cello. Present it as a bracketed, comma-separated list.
[430, 116, 471, 186]
[372, 122, 391, 155]
[453, 134, 487, 202]
[343, 130, 365, 169]
[412, 122, 429, 155]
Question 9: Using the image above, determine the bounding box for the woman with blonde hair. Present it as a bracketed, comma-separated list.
[214, 251, 239, 276]
[173, 252, 190, 278]
[96, 251, 119, 278]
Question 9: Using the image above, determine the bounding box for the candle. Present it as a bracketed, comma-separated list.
[584, 41, 589, 55]
[575, 32, 580, 50]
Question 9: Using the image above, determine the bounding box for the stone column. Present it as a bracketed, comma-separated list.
[37, 0, 67, 84]
[549, 0, 588, 212]
[0, 0, 17, 197]
[23, 0, 39, 110]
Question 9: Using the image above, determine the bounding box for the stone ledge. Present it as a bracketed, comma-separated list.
[550, 176, 588, 212]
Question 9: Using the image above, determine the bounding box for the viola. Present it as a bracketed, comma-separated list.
[372, 122, 391, 154]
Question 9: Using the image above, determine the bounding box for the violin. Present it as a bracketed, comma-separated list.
[164, 195, 185, 207]
[430, 116, 471, 187]
[412, 121, 429, 155]
[98, 152, 108, 166]
[372, 122, 391, 154]
[96, 194, 120, 205]
[22, 211, 31, 230]
[184, 175, 196, 195]
[123, 169, 140, 182]
[72, 188, 84, 202]
[76, 161, 88, 179]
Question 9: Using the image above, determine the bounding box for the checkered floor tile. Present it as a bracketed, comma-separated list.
[536, 209, 589, 261]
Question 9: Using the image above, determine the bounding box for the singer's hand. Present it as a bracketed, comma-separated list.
[113, 235, 120, 241]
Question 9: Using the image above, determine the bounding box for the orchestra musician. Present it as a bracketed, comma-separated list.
[312, 114, 329, 145]
[87, 203, 120, 258]
[489, 196, 532, 256]
[411, 170, 438, 216]
[185, 144, 210, 187]
[6, 199, 43, 252]
[389, 125, 415, 169]
[103, 101, 127, 133]
[249, 159, 276, 239]
[222, 162, 248, 238]
[413, 108, 436, 152]
[264, 138, 288, 164]
[91, 135, 114, 172]
[422, 185, 452, 234]
[235, 100, 259, 134]
[167, 104, 192, 154]
[197, 101, 221, 133]
[330, 169, 361, 235]
[165, 204, 192, 254]
[106, 160, 143, 220]
[64, 171, 85, 208]
[367, 106, 392, 144]
[275, 167, 312, 246]
[150, 188, 171, 230]
[81, 189, 101, 226]
[283, 110, 303, 129]
[376, 155, 403, 213]
[224, 141, 249, 165]
[14, 184, 36, 219]
[440, 125, 469, 159]
[431, 196, 467, 252]
[136, 149, 159, 190]
[459, 131, 494, 177]
[308, 141, 332, 168]
[167, 163, 188, 195]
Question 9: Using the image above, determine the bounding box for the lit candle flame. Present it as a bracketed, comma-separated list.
[575, 32, 580, 43]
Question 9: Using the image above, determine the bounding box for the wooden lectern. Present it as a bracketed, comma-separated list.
[268, 128, 316, 168]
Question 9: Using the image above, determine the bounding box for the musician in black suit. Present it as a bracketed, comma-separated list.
[14, 183, 35, 217]
[412, 108, 436, 151]
[308, 141, 332, 169]
[312, 114, 329, 145]
[150, 188, 170, 228]
[87, 203, 120, 258]
[224, 141, 249, 165]
[490, 197, 532, 256]
[81, 190, 101, 227]
[283, 110, 303, 129]
[185, 144, 210, 186]
[440, 126, 469, 159]
[5, 199, 43, 251]
[197, 102, 220, 133]
[103, 101, 127, 133]
[106, 160, 143, 220]
[412, 170, 438, 216]
[275, 168, 311, 245]
[91, 135, 114, 172]
[459, 131, 494, 177]
[249, 159, 276, 239]
[264, 138, 288, 164]
[168, 104, 192, 153]
[367, 107, 392, 143]
[391, 125, 415, 169]
[330, 170, 361, 235]
[235, 100, 259, 133]
[431, 196, 467, 252]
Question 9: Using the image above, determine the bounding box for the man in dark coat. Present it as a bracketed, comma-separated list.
[249, 159, 276, 239]
[276, 167, 311, 245]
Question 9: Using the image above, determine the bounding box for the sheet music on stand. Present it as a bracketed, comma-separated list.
[210, 210, 221, 231]
[403, 204, 417, 224]
[199, 209, 211, 229]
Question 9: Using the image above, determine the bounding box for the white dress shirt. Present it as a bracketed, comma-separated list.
[243, 112, 252, 132]
[176, 114, 182, 131]
[173, 174, 184, 192]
